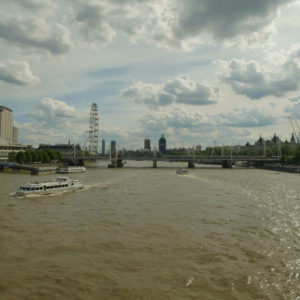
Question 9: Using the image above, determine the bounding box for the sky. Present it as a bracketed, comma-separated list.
[1, 0, 300, 150]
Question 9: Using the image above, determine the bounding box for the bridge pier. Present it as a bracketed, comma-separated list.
[153, 160, 157, 168]
[222, 160, 232, 168]
[188, 161, 195, 168]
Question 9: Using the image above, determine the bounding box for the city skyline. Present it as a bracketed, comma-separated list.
[0, 0, 300, 149]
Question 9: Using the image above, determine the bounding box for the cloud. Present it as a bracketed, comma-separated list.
[218, 45, 300, 99]
[0, 16, 72, 55]
[138, 107, 277, 147]
[285, 97, 300, 120]
[17, 98, 90, 146]
[141, 107, 276, 132]
[173, 0, 293, 40]
[29, 98, 77, 127]
[75, 2, 116, 43]
[68, 0, 297, 50]
[0, 0, 55, 13]
[0, 60, 40, 86]
[218, 108, 277, 128]
[122, 75, 218, 107]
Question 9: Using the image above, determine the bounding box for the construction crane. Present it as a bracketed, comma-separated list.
[288, 116, 300, 143]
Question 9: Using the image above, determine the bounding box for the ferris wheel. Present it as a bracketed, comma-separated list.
[88, 103, 99, 155]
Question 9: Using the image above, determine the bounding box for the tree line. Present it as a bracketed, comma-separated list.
[8, 149, 62, 164]
[167, 145, 300, 165]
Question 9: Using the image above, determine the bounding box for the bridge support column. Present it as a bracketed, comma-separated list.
[153, 160, 157, 168]
[222, 160, 232, 168]
[77, 159, 85, 166]
[188, 161, 195, 168]
[116, 159, 123, 168]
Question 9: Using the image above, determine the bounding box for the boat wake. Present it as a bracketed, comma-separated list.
[82, 182, 115, 190]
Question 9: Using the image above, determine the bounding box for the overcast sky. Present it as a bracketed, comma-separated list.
[1, 0, 300, 149]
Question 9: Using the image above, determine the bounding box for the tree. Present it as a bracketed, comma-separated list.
[292, 148, 300, 165]
[16, 151, 25, 163]
[43, 152, 50, 163]
[55, 151, 62, 161]
[25, 151, 32, 163]
[35, 151, 42, 162]
[8, 151, 17, 162]
[31, 151, 38, 162]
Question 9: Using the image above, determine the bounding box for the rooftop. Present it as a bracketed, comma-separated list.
[0, 106, 12, 112]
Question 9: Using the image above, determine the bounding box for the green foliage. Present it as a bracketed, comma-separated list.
[31, 150, 38, 162]
[42, 152, 50, 163]
[291, 147, 300, 165]
[8, 151, 17, 162]
[56, 151, 62, 160]
[16, 151, 25, 163]
[24, 151, 32, 162]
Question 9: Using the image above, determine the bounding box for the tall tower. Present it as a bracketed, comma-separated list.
[159, 134, 166, 153]
[0, 106, 13, 145]
[144, 138, 151, 151]
[102, 139, 105, 155]
[88, 103, 99, 155]
[111, 140, 116, 154]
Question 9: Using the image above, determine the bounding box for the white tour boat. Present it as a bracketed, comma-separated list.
[15, 177, 83, 196]
[57, 166, 86, 173]
[176, 168, 189, 175]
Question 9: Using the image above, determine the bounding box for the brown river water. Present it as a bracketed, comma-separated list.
[0, 161, 300, 299]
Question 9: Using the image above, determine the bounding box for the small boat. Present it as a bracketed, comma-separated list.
[57, 166, 86, 173]
[176, 168, 189, 175]
[14, 177, 83, 197]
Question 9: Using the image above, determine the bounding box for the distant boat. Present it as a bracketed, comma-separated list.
[14, 177, 83, 197]
[176, 168, 189, 175]
[57, 166, 86, 173]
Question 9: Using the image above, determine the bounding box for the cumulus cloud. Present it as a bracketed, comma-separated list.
[0, 60, 40, 86]
[69, 0, 297, 50]
[122, 75, 218, 107]
[29, 98, 77, 127]
[139, 107, 272, 146]
[0, 16, 72, 55]
[141, 107, 276, 133]
[75, 2, 116, 43]
[217, 108, 277, 128]
[173, 0, 292, 40]
[0, 0, 55, 13]
[218, 45, 300, 99]
[286, 97, 300, 119]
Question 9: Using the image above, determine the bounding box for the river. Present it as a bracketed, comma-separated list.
[0, 161, 300, 299]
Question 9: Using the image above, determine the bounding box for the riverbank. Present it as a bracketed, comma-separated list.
[0, 162, 61, 175]
[258, 164, 300, 173]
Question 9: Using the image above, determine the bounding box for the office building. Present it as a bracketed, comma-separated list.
[0, 106, 13, 145]
[12, 127, 18, 144]
[159, 134, 166, 153]
[144, 138, 151, 151]
[111, 140, 116, 154]
[102, 139, 105, 155]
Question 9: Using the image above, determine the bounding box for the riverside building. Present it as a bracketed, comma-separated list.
[0, 106, 28, 160]
[144, 138, 151, 151]
[159, 134, 166, 153]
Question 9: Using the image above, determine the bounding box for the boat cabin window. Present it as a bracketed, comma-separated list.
[26, 187, 30, 191]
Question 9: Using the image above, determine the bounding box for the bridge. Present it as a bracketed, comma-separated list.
[62, 152, 280, 168]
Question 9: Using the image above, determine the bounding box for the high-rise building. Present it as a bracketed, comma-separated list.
[0, 106, 13, 145]
[111, 140, 116, 154]
[144, 138, 151, 151]
[159, 134, 166, 153]
[102, 139, 105, 155]
[12, 126, 18, 144]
